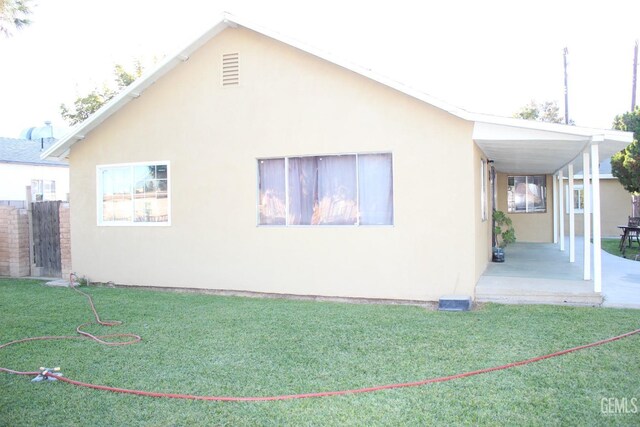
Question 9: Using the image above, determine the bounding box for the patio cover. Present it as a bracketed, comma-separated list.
[472, 116, 632, 175]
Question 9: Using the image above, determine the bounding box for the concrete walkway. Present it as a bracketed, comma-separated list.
[477, 237, 640, 308]
[601, 245, 640, 308]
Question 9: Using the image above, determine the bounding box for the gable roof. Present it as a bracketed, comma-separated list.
[42, 13, 469, 161]
[1, 137, 68, 167]
[42, 13, 633, 175]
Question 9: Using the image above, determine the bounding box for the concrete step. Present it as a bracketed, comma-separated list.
[476, 275, 602, 306]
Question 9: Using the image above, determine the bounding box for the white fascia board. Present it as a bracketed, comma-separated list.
[472, 114, 633, 142]
[473, 121, 590, 142]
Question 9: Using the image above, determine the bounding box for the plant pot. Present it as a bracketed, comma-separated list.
[492, 247, 505, 263]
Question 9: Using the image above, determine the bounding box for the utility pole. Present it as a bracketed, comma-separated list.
[563, 47, 569, 124]
[632, 40, 638, 111]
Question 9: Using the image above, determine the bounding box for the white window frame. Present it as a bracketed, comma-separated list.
[96, 161, 171, 226]
[565, 184, 588, 213]
[256, 152, 394, 227]
[480, 159, 488, 221]
[507, 175, 547, 214]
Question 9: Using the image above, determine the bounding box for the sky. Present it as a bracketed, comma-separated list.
[1, 0, 639, 137]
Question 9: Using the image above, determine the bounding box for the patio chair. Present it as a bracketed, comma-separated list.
[628, 216, 640, 247]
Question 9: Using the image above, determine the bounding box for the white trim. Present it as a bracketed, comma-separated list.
[96, 160, 171, 227]
[480, 159, 488, 222]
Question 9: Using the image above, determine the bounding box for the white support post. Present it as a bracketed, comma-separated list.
[591, 141, 602, 293]
[558, 171, 565, 251]
[553, 175, 558, 244]
[568, 164, 575, 262]
[582, 151, 591, 280]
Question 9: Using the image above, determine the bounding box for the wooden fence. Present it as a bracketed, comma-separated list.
[31, 201, 62, 277]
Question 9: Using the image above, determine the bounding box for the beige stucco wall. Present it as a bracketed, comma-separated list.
[563, 178, 632, 237]
[496, 173, 554, 243]
[69, 27, 479, 302]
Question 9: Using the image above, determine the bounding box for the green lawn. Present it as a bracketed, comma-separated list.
[602, 237, 640, 260]
[1, 279, 639, 426]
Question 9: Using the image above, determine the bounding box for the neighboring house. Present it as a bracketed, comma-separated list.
[43, 15, 632, 302]
[562, 159, 633, 237]
[0, 136, 69, 202]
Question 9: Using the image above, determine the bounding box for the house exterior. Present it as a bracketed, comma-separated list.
[0, 137, 69, 202]
[561, 161, 633, 237]
[43, 15, 632, 302]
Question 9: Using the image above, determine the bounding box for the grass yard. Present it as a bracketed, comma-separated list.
[602, 237, 640, 260]
[1, 279, 639, 426]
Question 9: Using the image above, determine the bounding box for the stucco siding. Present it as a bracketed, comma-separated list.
[69, 27, 476, 301]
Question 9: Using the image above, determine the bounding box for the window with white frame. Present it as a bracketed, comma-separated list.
[480, 159, 488, 221]
[565, 184, 585, 213]
[258, 153, 393, 226]
[97, 162, 169, 225]
[507, 175, 547, 213]
[31, 179, 56, 201]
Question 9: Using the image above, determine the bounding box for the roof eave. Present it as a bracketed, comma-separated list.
[42, 13, 473, 162]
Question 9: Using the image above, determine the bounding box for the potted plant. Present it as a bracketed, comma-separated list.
[492, 210, 516, 262]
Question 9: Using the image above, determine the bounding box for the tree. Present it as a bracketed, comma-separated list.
[0, 0, 33, 37]
[513, 100, 567, 124]
[611, 108, 640, 214]
[60, 61, 144, 126]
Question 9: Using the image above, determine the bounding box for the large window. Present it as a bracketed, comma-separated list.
[258, 153, 393, 226]
[507, 175, 546, 213]
[97, 162, 170, 225]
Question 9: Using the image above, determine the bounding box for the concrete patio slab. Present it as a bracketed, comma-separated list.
[477, 237, 640, 308]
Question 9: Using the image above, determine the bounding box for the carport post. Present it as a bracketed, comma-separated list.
[568, 164, 575, 262]
[591, 139, 603, 293]
[582, 151, 591, 280]
[553, 176, 558, 244]
[558, 170, 565, 251]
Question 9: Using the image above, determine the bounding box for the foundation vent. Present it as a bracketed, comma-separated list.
[222, 53, 239, 86]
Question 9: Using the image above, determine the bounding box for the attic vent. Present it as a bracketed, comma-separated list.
[222, 53, 239, 86]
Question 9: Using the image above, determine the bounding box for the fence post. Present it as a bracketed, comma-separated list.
[26, 186, 35, 276]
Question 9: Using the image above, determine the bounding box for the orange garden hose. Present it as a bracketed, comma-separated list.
[1, 275, 639, 401]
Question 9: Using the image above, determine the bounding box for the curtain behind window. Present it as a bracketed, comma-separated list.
[288, 157, 318, 225]
[358, 153, 393, 225]
[258, 159, 286, 225]
[315, 155, 357, 225]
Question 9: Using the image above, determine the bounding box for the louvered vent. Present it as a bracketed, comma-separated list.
[222, 53, 239, 86]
